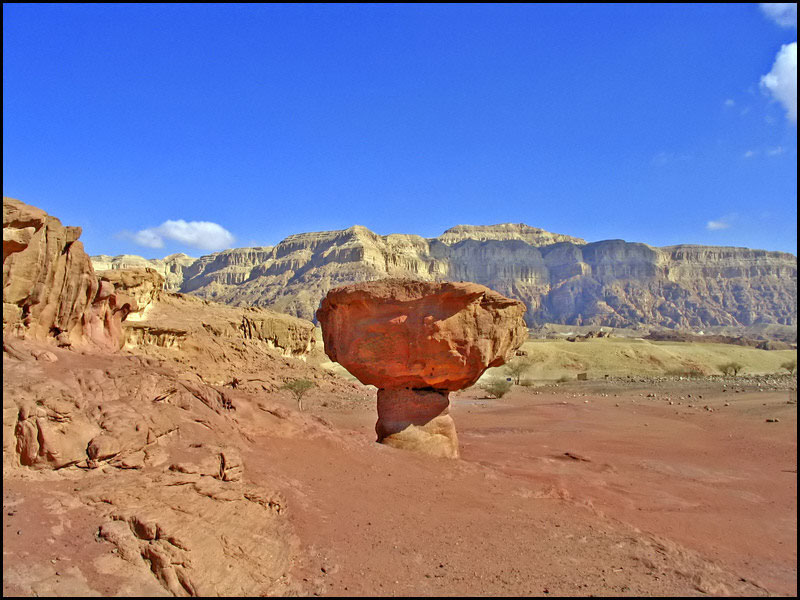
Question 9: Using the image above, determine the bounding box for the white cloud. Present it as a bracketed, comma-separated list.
[767, 146, 785, 155]
[724, 98, 736, 107]
[130, 229, 164, 248]
[126, 219, 235, 251]
[760, 3, 797, 28]
[760, 42, 797, 124]
[706, 220, 731, 231]
[706, 214, 737, 231]
[743, 150, 757, 158]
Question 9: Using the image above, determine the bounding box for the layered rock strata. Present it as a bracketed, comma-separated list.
[317, 279, 527, 457]
[93, 224, 797, 330]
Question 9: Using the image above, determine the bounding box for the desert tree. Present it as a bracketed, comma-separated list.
[504, 358, 533, 385]
[280, 378, 315, 411]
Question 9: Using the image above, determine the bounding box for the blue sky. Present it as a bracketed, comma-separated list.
[3, 3, 797, 256]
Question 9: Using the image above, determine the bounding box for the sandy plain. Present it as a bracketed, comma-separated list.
[3, 341, 797, 597]
[270, 377, 797, 596]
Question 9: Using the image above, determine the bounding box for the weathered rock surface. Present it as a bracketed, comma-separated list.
[376, 388, 459, 458]
[317, 279, 526, 457]
[122, 290, 317, 381]
[437, 223, 586, 246]
[96, 267, 164, 321]
[3, 200, 793, 597]
[92, 223, 797, 330]
[4, 202, 353, 593]
[317, 279, 527, 390]
[4, 197, 135, 349]
[2, 335, 338, 596]
[93, 253, 197, 292]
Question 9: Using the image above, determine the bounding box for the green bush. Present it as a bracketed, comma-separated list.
[482, 379, 513, 399]
[280, 378, 315, 411]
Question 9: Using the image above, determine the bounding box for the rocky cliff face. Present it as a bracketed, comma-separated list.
[3, 197, 139, 349]
[91, 223, 797, 330]
[438, 223, 586, 246]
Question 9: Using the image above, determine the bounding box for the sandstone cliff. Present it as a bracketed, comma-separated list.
[91, 223, 797, 330]
[4, 197, 318, 359]
[4, 196, 137, 349]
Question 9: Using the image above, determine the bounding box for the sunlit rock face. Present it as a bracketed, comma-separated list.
[3, 196, 138, 350]
[317, 279, 527, 458]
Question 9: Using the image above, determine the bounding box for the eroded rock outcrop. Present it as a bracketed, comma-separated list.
[96, 267, 164, 322]
[122, 291, 317, 371]
[93, 253, 198, 292]
[3, 197, 136, 349]
[2, 336, 334, 595]
[317, 279, 527, 457]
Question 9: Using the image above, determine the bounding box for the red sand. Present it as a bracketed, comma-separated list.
[4, 373, 796, 596]
[255, 382, 797, 596]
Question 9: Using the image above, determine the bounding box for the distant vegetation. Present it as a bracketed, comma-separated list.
[665, 367, 706, 378]
[482, 379, 512, 399]
[470, 337, 796, 387]
[504, 358, 533, 385]
[718, 361, 745, 376]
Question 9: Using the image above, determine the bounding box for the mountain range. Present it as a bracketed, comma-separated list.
[91, 223, 797, 330]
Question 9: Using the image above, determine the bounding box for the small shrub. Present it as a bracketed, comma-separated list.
[482, 379, 513, 399]
[665, 367, 704, 378]
[280, 378, 315, 411]
[718, 361, 744, 376]
[556, 374, 571, 383]
[780, 359, 796, 375]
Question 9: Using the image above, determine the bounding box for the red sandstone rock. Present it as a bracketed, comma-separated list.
[316, 279, 527, 391]
[317, 279, 527, 457]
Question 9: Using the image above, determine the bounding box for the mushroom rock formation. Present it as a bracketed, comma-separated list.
[316, 279, 527, 458]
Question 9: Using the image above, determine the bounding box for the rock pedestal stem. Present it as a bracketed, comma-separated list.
[376, 389, 458, 458]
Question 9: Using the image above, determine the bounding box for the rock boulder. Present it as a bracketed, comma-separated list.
[317, 279, 527, 390]
[317, 279, 526, 457]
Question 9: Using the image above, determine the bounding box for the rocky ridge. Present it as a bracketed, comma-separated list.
[93, 223, 797, 330]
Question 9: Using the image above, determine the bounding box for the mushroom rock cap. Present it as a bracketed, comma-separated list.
[316, 279, 527, 390]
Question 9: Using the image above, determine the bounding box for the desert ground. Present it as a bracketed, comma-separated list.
[262, 373, 797, 597]
[3, 334, 796, 597]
